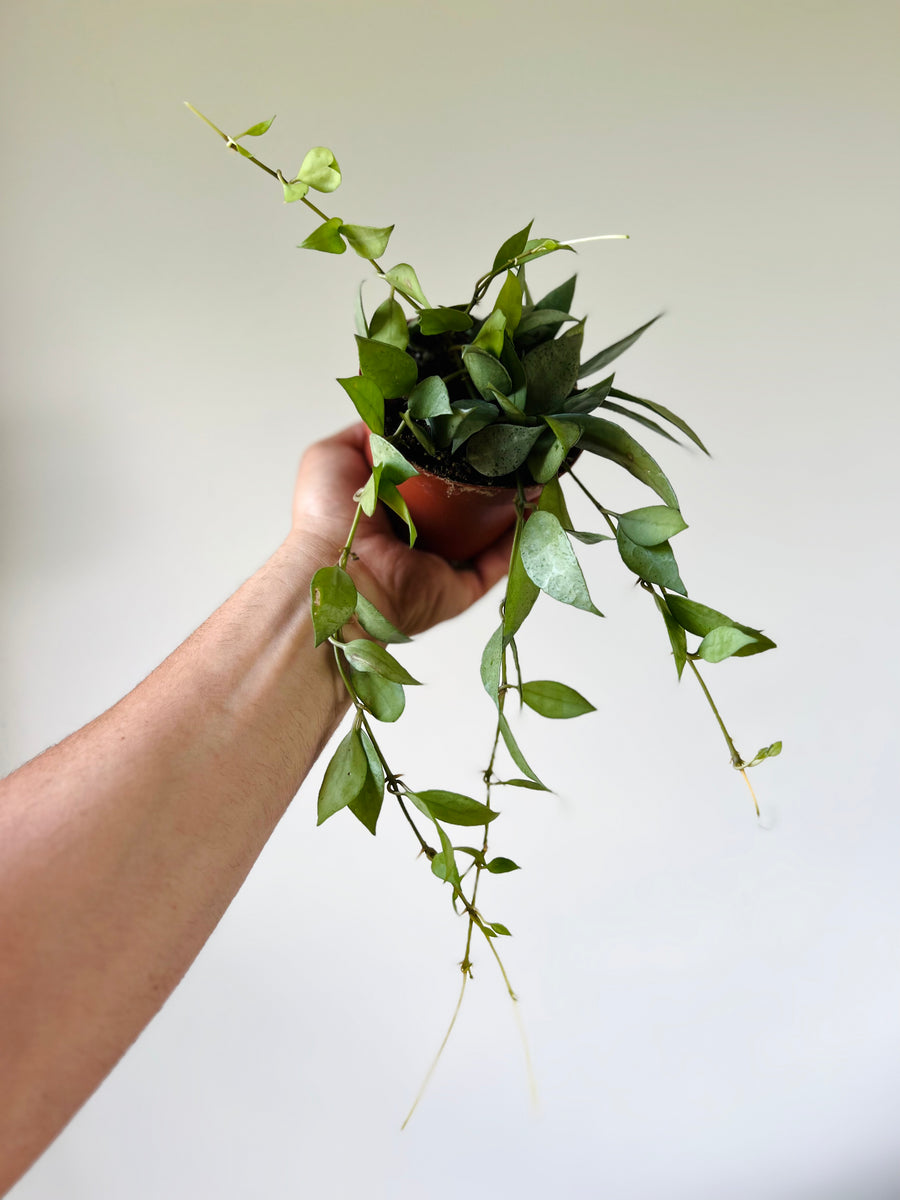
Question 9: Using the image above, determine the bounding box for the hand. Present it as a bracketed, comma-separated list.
[290, 424, 514, 634]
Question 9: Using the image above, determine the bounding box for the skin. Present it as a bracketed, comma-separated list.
[0, 423, 513, 1193]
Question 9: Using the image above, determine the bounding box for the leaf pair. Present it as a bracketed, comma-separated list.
[317, 727, 384, 833]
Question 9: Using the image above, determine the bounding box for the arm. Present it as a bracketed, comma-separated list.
[0, 424, 512, 1192]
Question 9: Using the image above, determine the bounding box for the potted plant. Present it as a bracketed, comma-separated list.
[188, 104, 781, 1112]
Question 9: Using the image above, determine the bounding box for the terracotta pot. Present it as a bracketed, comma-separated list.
[363, 440, 540, 561]
[396, 467, 541, 561]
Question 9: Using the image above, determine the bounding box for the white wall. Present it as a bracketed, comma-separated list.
[3, 2, 899, 1197]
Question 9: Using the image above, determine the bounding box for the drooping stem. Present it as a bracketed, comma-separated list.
[400, 972, 469, 1130]
[567, 469, 618, 536]
[686, 658, 760, 817]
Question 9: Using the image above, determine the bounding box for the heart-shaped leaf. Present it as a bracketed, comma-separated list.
[299, 217, 346, 254]
[356, 336, 418, 399]
[297, 146, 342, 192]
[408, 375, 452, 419]
[368, 297, 409, 350]
[384, 263, 430, 308]
[342, 223, 393, 260]
[336, 376, 384, 434]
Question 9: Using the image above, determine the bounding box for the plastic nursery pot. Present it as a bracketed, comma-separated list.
[363, 440, 541, 562]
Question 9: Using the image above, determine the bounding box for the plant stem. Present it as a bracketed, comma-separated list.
[567, 469, 618, 536]
[339, 503, 363, 569]
[400, 972, 469, 1130]
[686, 657, 760, 816]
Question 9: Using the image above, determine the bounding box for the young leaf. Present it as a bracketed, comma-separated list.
[494, 271, 523, 335]
[369, 433, 418, 484]
[299, 217, 346, 255]
[297, 146, 341, 192]
[336, 376, 384, 435]
[520, 510, 602, 614]
[348, 730, 385, 835]
[340, 639, 421, 685]
[356, 337, 418, 399]
[523, 321, 585, 413]
[310, 566, 358, 647]
[522, 680, 596, 719]
[745, 740, 783, 767]
[696, 626, 758, 663]
[409, 790, 500, 827]
[652, 591, 688, 680]
[499, 712, 547, 788]
[235, 117, 275, 138]
[354, 593, 411, 644]
[408, 375, 452, 419]
[281, 176, 310, 203]
[342, 223, 393, 260]
[384, 263, 430, 308]
[577, 314, 661, 379]
[430, 822, 462, 888]
[317, 729, 367, 825]
[486, 857, 521, 874]
[618, 505, 688, 547]
[418, 306, 473, 335]
[368, 297, 409, 350]
[609, 387, 710, 454]
[496, 778, 548, 790]
[488, 922, 512, 936]
[467, 424, 542, 476]
[560, 415, 679, 509]
[491, 220, 534, 273]
[351, 667, 405, 723]
[473, 309, 508, 357]
[616, 526, 686, 595]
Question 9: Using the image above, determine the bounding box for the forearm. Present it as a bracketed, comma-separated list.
[0, 528, 349, 1189]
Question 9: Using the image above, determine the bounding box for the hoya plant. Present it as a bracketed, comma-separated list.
[189, 104, 781, 1112]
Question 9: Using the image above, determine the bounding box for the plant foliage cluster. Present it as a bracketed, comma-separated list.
[190, 105, 781, 1111]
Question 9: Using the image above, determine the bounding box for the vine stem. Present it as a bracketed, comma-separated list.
[400, 973, 468, 1130]
[567, 469, 618, 536]
[687, 655, 760, 817]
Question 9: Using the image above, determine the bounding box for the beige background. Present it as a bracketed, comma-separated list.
[3, 1, 899, 1197]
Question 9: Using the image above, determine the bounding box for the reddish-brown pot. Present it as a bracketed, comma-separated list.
[363, 440, 540, 561]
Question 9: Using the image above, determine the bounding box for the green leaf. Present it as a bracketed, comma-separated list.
[523, 322, 585, 414]
[418, 307, 474, 335]
[518, 237, 570, 266]
[520, 510, 602, 614]
[522, 679, 596, 719]
[408, 790, 500, 827]
[568, 530, 612, 544]
[616, 526, 686, 594]
[696, 625, 758, 663]
[488, 921, 512, 936]
[480, 625, 503, 707]
[348, 731, 385, 835]
[351, 667, 405, 722]
[473, 309, 507, 357]
[467, 424, 542, 476]
[494, 271, 523, 335]
[310, 566, 358, 647]
[340, 639, 421, 685]
[491, 220, 533, 273]
[602, 401, 682, 447]
[535, 273, 576, 315]
[430, 822, 461, 887]
[578, 314, 662, 379]
[280, 176, 310, 203]
[384, 263, 429, 308]
[495, 778, 547, 790]
[356, 336, 418, 399]
[515, 307, 578, 353]
[486, 386, 530, 424]
[498, 711, 547, 788]
[745, 740, 783, 768]
[664, 595, 776, 657]
[336, 376, 384, 434]
[560, 415, 679, 509]
[486, 857, 521, 874]
[618, 505, 688, 547]
[462, 345, 512, 401]
[235, 117, 275, 138]
[297, 145, 341, 192]
[503, 539, 539, 639]
[560, 374, 615, 416]
[354, 282, 368, 338]
[317, 728, 367, 825]
[368, 297, 409, 350]
[377, 479, 417, 546]
[608, 388, 710, 455]
[652, 591, 688, 680]
[299, 217, 346, 254]
[537, 476, 573, 528]
[408, 375, 452, 419]
[342, 223, 393, 260]
[369, 433, 418, 484]
[454, 846, 486, 866]
[527, 414, 582, 484]
[450, 401, 499, 452]
[354, 593, 411, 644]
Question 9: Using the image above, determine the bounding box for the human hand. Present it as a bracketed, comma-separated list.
[290, 424, 513, 635]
